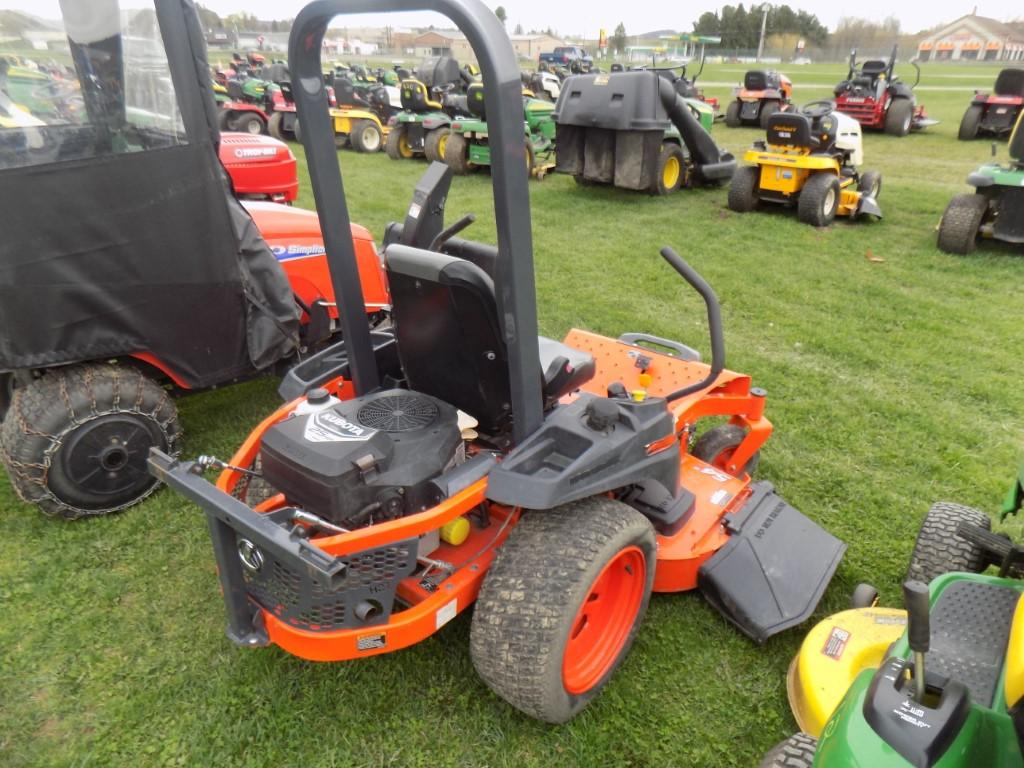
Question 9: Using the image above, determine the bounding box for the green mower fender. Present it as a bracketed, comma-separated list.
[684, 97, 715, 133]
[969, 162, 1024, 189]
[1003, 461, 1024, 520]
[812, 572, 1024, 768]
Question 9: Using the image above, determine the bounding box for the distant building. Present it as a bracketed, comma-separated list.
[917, 13, 1024, 61]
[410, 29, 563, 61]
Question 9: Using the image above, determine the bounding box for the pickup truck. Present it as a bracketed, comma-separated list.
[538, 46, 593, 72]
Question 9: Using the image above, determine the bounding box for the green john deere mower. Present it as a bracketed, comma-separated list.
[443, 82, 556, 177]
[938, 113, 1024, 255]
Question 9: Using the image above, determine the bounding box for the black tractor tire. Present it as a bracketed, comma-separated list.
[884, 97, 913, 137]
[573, 174, 599, 187]
[351, 119, 383, 153]
[443, 132, 474, 174]
[0, 373, 13, 423]
[292, 119, 302, 143]
[958, 104, 983, 141]
[728, 165, 761, 213]
[650, 142, 685, 196]
[725, 99, 742, 128]
[230, 457, 279, 508]
[798, 173, 840, 227]
[857, 170, 882, 200]
[267, 111, 286, 141]
[0, 365, 182, 519]
[691, 424, 760, 477]
[937, 193, 988, 255]
[759, 733, 819, 768]
[235, 112, 265, 136]
[851, 583, 880, 609]
[759, 99, 780, 129]
[906, 501, 991, 584]
[470, 497, 656, 724]
[217, 109, 233, 131]
[385, 125, 408, 160]
[424, 128, 449, 163]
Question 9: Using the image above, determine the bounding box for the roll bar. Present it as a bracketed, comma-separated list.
[887, 44, 898, 80]
[287, 0, 543, 443]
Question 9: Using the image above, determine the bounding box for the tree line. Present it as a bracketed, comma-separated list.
[692, 3, 828, 48]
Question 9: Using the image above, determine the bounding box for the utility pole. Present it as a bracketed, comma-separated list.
[756, 4, 770, 62]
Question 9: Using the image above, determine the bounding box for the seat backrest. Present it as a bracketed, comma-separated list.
[400, 79, 440, 112]
[995, 68, 1024, 98]
[1005, 593, 1024, 712]
[467, 82, 486, 119]
[766, 111, 814, 148]
[227, 79, 244, 101]
[859, 60, 886, 84]
[385, 245, 512, 433]
[333, 77, 358, 106]
[744, 70, 775, 91]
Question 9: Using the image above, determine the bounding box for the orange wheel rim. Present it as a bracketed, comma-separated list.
[562, 545, 646, 695]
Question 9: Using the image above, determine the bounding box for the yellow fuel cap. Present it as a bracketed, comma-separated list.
[440, 516, 471, 546]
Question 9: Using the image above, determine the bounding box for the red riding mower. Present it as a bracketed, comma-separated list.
[960, 67, 1024, 141]
[151, 0, 845, 725]
[0, 0, 386, 519]
[833, 46, 937, 136]
[724, 69, 793, 129]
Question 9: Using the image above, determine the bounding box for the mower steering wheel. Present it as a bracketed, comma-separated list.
[801, 100, 835, 119]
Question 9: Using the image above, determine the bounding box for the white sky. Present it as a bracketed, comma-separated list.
[4, 1, 1021, 39]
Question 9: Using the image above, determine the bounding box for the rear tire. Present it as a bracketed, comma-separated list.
[385, 125, 411, 160]
[470, 497, 656, 724]
[691, 424, 760, 477]
[797, 173, 840, 227]
[351, 119, 383, 153]
[650, 142, 685, 195]
[851, 583, 880, 609]
[760, 733, 818, 768]
[938, 193, 988, 255]
[857, 170, 882, 200]
[217, 110, 234, 131]
[443, 132, 475, 174]
[267, 111, 286, 141]
[958, 104, 983, 141]
[728, 165, 761, 212]
[884, 97, 913, 137]
[725, 100, 742, 128]
[759, 99, 780, 129]
[906, 502, 991, 584]
[424, 128, 449, 163]
[235, 112, 264, 136]
[0, 373, 13, 422]
[0, 365, 181, 519]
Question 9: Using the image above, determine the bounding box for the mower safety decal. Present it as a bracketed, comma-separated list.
[822, 626, 851, 660]
[357, 633, 386, 651]
[436, 598, 458, 630]
[304, 411, 377, 443]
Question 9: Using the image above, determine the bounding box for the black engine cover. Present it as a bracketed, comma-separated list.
[259, 389, 462, 523]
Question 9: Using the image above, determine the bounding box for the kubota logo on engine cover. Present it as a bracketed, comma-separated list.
[304, 411, 376, 442]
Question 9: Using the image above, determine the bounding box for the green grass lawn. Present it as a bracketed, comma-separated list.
[3, 62, 1024, 768]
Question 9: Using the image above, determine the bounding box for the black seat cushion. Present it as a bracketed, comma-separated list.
[466, 83, 485, 119]
[996, 68, 1024, 98]
[766, 112, 814, 148]
[385, 246, 595, 431]
[744, 70, 778, 91]
[860, 60, 887, 77]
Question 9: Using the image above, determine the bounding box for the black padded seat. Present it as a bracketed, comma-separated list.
[744, 70, 778, 91]
[400, 79, 442, 112]
[385, 245, 595, 432]
[333, 78, 370, 108]
[466, 82, 485, 119]
[766, 111, 815, 148]
[994, 68, 1024, 97]
[227, 80, 244, 101]
[860, 60, 887, 77]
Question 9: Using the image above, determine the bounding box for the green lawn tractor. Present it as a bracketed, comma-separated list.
[938, 113, 1024, 255]
[443, 82, 556, 178]
[553, 70, 732, 195]
[386, 56, 473, 162]
[762, 477, 1024, 768]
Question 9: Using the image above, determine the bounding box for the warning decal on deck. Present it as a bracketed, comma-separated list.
[822, 626, 851, 660]
[357, 633, 386, 651]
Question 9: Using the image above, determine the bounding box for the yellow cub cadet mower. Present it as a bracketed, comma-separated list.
[728, 100, 883, 227]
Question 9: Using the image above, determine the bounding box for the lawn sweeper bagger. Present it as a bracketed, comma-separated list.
[553, 69, 733, 195]
[149, 0, 845, 725]
[0, 0, 387, 519]
[763, 483, 1024, 768]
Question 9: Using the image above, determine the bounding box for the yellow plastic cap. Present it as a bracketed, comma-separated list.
[440, 516, 471, 546]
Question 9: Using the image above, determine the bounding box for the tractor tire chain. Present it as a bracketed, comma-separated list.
[0, 365, 182, 519]
[469, 498, 655, 723]
[906, 501, 991, 584]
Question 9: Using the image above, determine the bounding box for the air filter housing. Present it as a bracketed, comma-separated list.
[259, 389, 462, 524]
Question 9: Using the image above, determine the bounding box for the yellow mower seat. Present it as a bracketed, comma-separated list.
[400, 79, 442, 112]
[1005, 595, 1024, 710]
